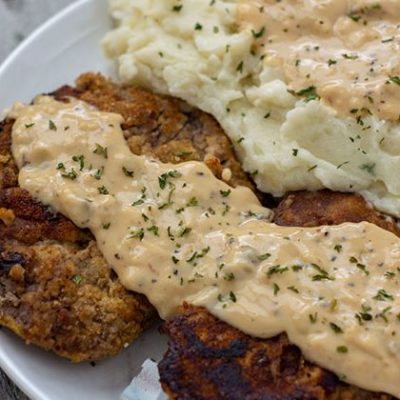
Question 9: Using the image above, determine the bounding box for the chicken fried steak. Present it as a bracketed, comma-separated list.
[159, 192, 400, 399]
[0, 73, 255, 362]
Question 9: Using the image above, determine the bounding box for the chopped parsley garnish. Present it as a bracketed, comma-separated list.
[159, 170, 182, 189]
[384, 271, 395, 279]
[373, 289, 394, 302]
[186, 197, 198, 207]
[266, 265, 289, 277]
[172, 5, 183, 12]
[224, 272, 235, 281]
[311, 263, 335, 281]
[194, 23, 203, 30]
[72, 275, 82, 285]
[309, 313, 318, 323]
[329, 322, 343, 334]
[389, 76, 400, 85]
[355, 304, 373, 325]
[342, 53, 358, 60]
[272, 283, 280, 296]
[257, 252, 271, 261]
[220, 189, 231, 198]
[359, 163, 376, 175]
[102, 223, 111, 230]
[336, 346, 348, 354]
[287, 286, 299, 294]
[172, 256, 180, 264]
[147, 225, 159, 236]
[61, 168, 78, 180]
[122, 167, 134, 177]
[178, 227, 192, 237]
[93, 143, 108, 159]
[236, 61, 244, 73]
[98, 186, 109, 195]
[294, 85, 320, 102]
[334, 244, 342, 253]
[93, 167, 104, 180]
[129, 228, 144, 241]
[49, 120, 57, 131]
[25, 123, 35, 128]
[251, 26, 265, 38]
[72, 155, 85, 171]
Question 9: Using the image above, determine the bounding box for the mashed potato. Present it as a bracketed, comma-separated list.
[103, 0, 400, 217]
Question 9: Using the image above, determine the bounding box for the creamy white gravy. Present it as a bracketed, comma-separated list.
[9, 97, 400, 397]
[238, 0, 400, 121]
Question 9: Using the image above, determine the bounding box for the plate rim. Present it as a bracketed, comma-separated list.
[0, 2, 95, 399]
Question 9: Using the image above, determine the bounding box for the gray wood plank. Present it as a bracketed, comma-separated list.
[0, 1, 77, 398]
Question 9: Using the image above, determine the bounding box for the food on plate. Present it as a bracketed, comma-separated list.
[103, 0, 400, 217]
[159, 189, 400, 399]
[160, 304, 393, 400]
[0, 72, 254, 361]
[8, 71, 400, 397]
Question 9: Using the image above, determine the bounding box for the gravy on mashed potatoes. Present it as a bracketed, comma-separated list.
[103, 0, 400, 217]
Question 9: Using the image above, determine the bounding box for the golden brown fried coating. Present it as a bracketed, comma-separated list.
[159, 305, 394, 400]
[159, 191, 400, 399]
[274, 190, 400, 236]
[0, 73, 255, 362]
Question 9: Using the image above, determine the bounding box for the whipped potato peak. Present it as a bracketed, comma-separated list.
[10, 96, 400, 398]
[103, 0, 400, 217]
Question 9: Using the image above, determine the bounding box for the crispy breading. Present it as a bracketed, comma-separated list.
[274, 190, 400, 236]
[0, 73, 255, 362]
[159, 305, 394, 400]
[159, 191, 400, 399]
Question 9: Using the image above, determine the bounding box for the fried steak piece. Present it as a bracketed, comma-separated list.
[0, 73, 254, 362]
[159, 192, 399, 399]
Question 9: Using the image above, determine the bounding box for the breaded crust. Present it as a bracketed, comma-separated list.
[160, 305, 393, 400]
[274, 190, 400, 236]
[0, 73, 255, 362]
[159, 191, 399, 399]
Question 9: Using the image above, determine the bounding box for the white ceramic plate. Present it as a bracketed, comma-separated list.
[0, 1, 167, 399]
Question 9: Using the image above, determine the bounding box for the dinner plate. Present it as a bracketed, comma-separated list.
[0, 1, 167, 399]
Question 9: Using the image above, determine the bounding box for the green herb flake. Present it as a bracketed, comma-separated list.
[98, 186, 109, 195]
[329, 322, 343, 334]
[309, 313, 318, 323]
[49, 120, 57, 131]
[336, 345, 348, 353]
[93, 143, 108, 159]
[61, 169, 78, 180]
[72, 155, 85, 171]
[147, 225, 159, 237]
[251, 26, 265, 38]
[224, 272, 235, 281]
[122, 167, 134, 177]
[258, 252, 271, 261]
[220, 189, 231, 198]
[72, 275, 82, 285]
[334, 244, 342, 253]
[129, 228, 144, 241]
[273, 283, 280, 296]
[389, 76, 400, 85]
[295, 85, 320, 102]
[373, 289, 394, 302]
[267, 265, 289, 277]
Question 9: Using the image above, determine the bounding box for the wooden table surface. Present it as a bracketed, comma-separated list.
[0, 1, 76, 398]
